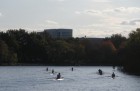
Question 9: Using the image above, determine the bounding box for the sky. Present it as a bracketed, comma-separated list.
[0, 0, 140, 38]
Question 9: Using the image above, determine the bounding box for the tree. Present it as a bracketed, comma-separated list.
[99, 40, 117, 65]
[123, 28, 140, 74]
[105, 34, 126, 49]
[0, 40, 9, 65]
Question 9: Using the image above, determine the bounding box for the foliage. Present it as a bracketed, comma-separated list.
[105, 34, 126, 49]
[122, 28, 140, 74]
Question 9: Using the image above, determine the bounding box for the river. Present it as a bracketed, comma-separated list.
[0, 66, 140, 91]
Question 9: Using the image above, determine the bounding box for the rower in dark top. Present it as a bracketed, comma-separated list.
[112, 72, 115, 79]
[71, 67, 73, 71]
[56, 73, 61, 79]
[46, 67, 48, 71]
[98, 69, 103, 75]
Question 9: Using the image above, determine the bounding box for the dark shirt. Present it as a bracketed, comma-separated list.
[57, 73, 61, 79]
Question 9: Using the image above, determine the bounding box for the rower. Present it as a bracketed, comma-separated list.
[46, 67, 48, 71]
[112, 72, 115, 79]
[71, 67, 73, 71]
[98, 69, 103, 75]
[56, 73, 61, 79]
[52, 69, 54, 74]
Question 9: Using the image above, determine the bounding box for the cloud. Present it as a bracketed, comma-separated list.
[37, 20, 59, 29]
[75, 7, 140, 27]
[39, 20, 72, 29]
[120, 19, 140, 25]
[57, 0, 66, 2]
[48, 0, 66, 2]
[74, 28, 121, 38]
[75, 9, 102, 16]
[91, 0, 111, 3]
[45, 20, 58, 25]
[75, 11, 81, 14]
[104, 7, 140, 14]
[77, 7, 140, 16]
[84, 10, 102, 15]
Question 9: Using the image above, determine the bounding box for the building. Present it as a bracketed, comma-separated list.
[44, 29, 73, 38]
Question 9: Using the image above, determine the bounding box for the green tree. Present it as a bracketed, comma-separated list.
[123, 28, 140, 74]
[99, 40, 117, 65]
[105, 34, 126, 49]
[0, 40, 9, 65]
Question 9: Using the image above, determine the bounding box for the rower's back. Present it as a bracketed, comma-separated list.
[112, 72, 115, 78]
[98, 69, 103, 75]
[57, 73, 61, 79]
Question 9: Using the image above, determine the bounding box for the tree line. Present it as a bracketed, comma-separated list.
[0, 28, 140, 74]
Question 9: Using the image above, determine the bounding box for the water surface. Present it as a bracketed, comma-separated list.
[0, 66, 140, 91]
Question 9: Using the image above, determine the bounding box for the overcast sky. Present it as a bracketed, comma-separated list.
[0, 0, 140, 38]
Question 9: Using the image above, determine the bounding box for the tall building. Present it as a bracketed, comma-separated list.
[44, 29, 73, 38]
